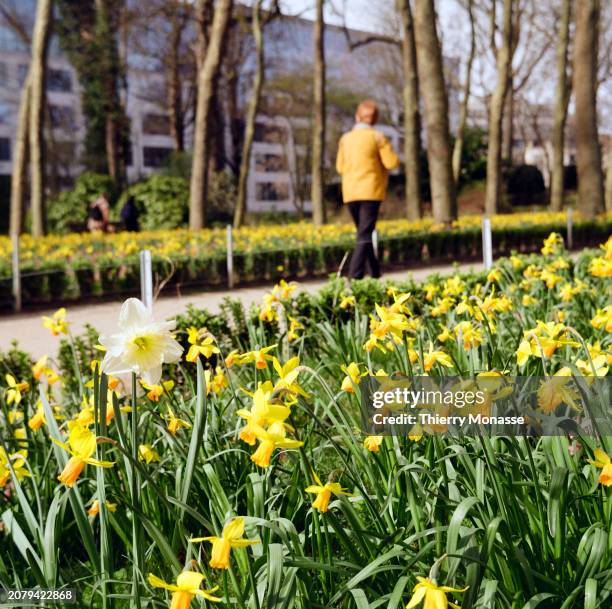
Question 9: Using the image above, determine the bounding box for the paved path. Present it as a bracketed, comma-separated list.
[0, 261, 484, 359]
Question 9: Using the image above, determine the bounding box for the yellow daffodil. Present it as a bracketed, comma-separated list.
[364, 435, 384, 452]
[186, 327, 220, 362]
[537, 375, 579, 414]
[273, 356, 308, 397]
[32, 355, 48, 380]
[541, 232, 564, 256]
[249, 421, 303, 468]
[287, 315, 304, 342]
[139, 444, 161, 464]
[454, 321, 483, 350]
[236, 382, 292, 445]
[5, 374, 29, 405]
[589, 256, 612, 278]
[591, 306, 612, 332]
[52, 424, 114, 487]
[148, 571, 221, 607]
[423, 344, 453, 372]
[305, 472, 352, 513]
[28, 403, 47, 431]
[239, 344, 277, 369]
[272, 279, 298, 300]
[587, 449, 612, 486]
[487, 268, 502, 283]
[259, 304, 277, 323]
[42, 307, 69, 336]
[339, 294, 355, 309]
[164, 406, 191, 435]
[88, 499, 117, 517]
[191, 517, 259, 569]
[341, 362, 365, 392]
[204, 366, 227, 394]
[142, 380, 175, 401]
[406, 577, 468, 609]
[224, 349, 240, 367]
[0, 446, 30, 488]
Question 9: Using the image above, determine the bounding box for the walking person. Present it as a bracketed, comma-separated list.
[336, 100, 399, 279]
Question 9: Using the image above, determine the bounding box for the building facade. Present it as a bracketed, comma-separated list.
[0, 4, 458, 216]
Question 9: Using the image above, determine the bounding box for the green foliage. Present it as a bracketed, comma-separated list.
[55, 0, 129, 177]
[47, 172, 116, 233]
[0, 342, 33, 383]
[160, 152, 235, 226]
[458, 126, 488, 185]
[118, 175, 189, 230]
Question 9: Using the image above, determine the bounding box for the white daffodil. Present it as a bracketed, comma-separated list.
[99, 298, 183, 385]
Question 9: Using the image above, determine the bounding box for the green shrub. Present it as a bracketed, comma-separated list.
[118, 174, 188, 230]
[47, 172, 116, 233]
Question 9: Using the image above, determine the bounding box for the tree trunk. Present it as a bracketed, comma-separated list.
[605, 151, 612, 212]
[189, 0, 233, 229]
[502, 76, 513, 163]
[10, 75, 31, 238]
[96, 0, 124, 185]
[451, 0, 475, 185]
[484, 0, 513, 216]
[399, 0, 422, 220]
[310, 0, 326, 226]
[573, 0, 604, 218]
[29, 0, 52, 237]
[234, 0, 264, 228]
[550, 0, 571, 211]
[167, 5, 185, 152]
[413, 0, 456, 223]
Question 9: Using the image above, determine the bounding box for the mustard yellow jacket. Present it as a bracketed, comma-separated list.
[335, 126, 400, 203]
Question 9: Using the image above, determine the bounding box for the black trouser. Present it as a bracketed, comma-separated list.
[347, 200, 381, 279]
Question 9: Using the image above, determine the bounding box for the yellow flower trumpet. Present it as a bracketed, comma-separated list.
[191, 517, 259, 570]
[148, 571, 221, 608]
[52, 424, 115, 487]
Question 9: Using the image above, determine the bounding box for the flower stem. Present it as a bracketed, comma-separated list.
[131, 372, 142, 609]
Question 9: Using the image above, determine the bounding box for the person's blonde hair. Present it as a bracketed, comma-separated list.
[355, 100, 379, 125]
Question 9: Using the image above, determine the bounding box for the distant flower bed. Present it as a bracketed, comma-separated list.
[0, 211, 610, 307]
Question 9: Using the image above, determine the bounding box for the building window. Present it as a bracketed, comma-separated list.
[254, 153, 288, 172]
[143, 146, 172, 168]
[47, 68, 72, 92]
[124, 144, 133, 167]
[255, 181, 289, 201]
[17, 64, 28, 85]
[49, 104, 76, 131]
[0, 138, 10, 161]
[0, 101, 12, 124]
[0, 62, 7, 87]
[142, 113, 171, 136]
[254, 123, 286, 144]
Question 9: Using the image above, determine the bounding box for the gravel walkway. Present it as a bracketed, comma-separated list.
[0, 261, 484, 359]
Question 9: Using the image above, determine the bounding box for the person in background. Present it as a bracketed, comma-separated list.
[335, 100, 400, 279]
[120, 195, 140, 232]
[87, 192, 110, 232]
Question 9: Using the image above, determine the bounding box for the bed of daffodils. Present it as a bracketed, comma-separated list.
[1, 211, 611, 308]
[0, 233, 611, 609]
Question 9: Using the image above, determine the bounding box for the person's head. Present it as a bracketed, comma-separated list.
[355, 100, 379, 125]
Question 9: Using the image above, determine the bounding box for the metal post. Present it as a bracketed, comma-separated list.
[11, 234, 21, 312]
[482, 217, 493, 270]
[372, 229, 379, 259]
[226, 224, 234, 289]
[139, 250, 153, 312]
[567, 207, 573, 250]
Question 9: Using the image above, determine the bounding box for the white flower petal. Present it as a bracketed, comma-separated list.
[118, 298, 152, 332]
